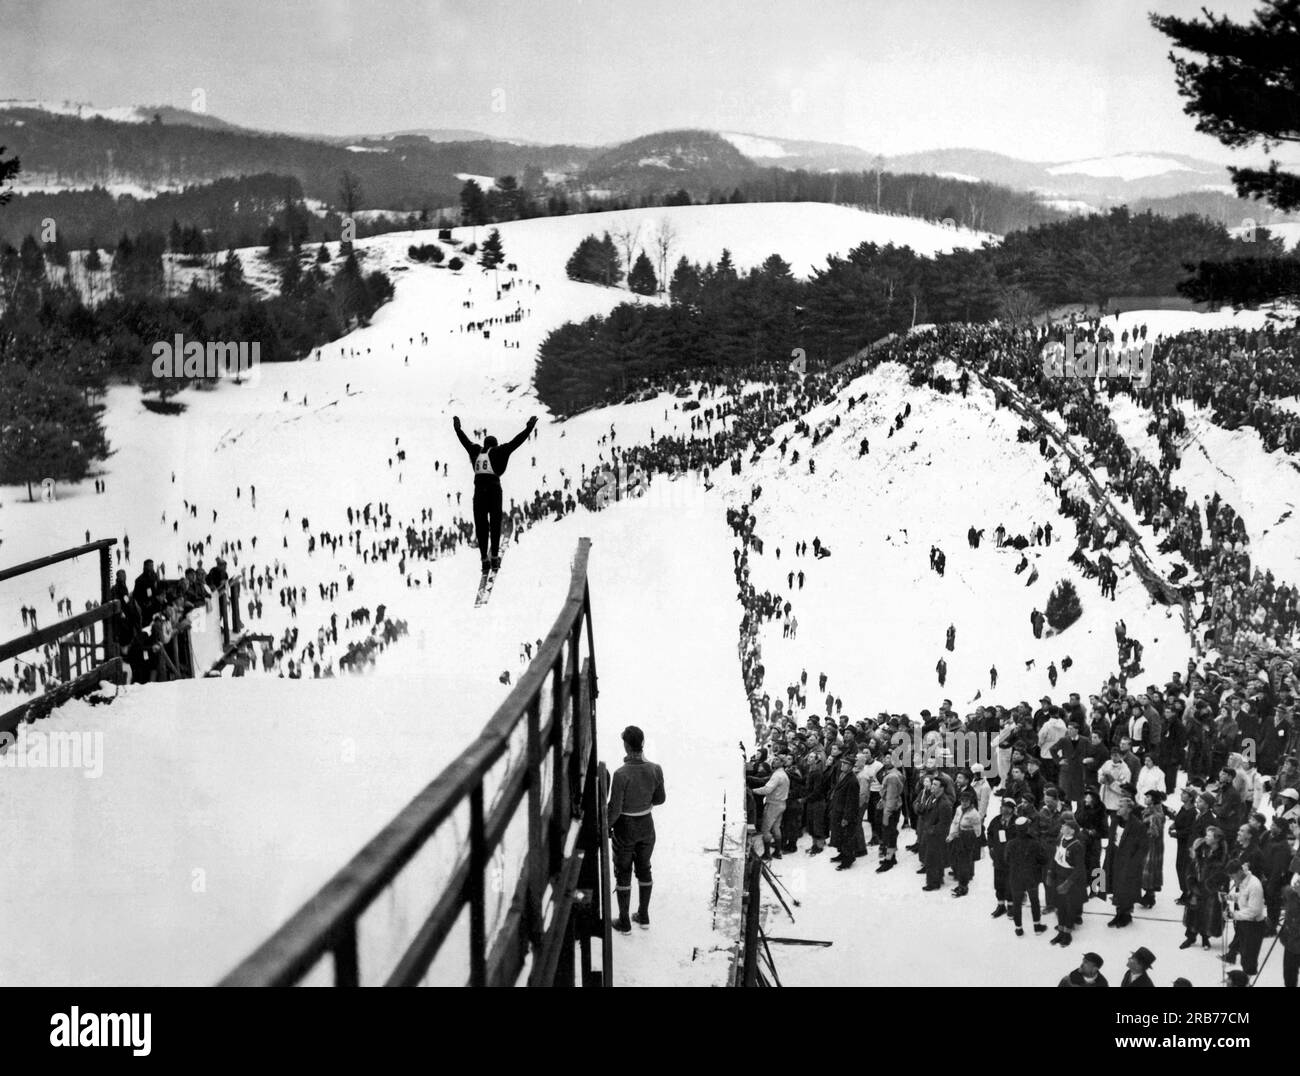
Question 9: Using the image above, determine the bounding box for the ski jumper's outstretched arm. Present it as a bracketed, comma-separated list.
[505, 417, 536, 453]
[496, 417, 538, 464]
[452, 417, 479, 459]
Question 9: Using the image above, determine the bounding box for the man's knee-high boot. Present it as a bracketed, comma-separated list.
[634, 884, 652, 928]
[614, 887, 632, 933]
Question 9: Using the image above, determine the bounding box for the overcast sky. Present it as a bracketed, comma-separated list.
[0, 0, 1284, 163]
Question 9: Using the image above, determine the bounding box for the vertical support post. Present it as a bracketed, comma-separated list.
[99, 543, 118, 664]
[334, 923, 359, 986]
[218, 588, 231, 648]
[526, 694, 544, 950]
[231, 579, 243, 634]
[597, 763, 613, 987]
[469, 785, 487, 987]
[551, 657, 566, 877]
[742, 856, 762, 987]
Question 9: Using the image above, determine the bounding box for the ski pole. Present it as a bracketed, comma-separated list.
[760, 858, 801, 910]
[759, 862, 796, 922]
[1250, 932, 1281, 987]
[759, 868, 800, 909]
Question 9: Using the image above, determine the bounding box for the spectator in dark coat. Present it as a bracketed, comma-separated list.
[1006, 815, 1048, 936]
[920, 778, 954, 890]
[828, 758, 865, 870]
[1107, 798, 1149, 927]
[1168, 787, 1199, 904]
[987, 799, 1017, 919]
[1058, 951, 1108, 987]
[1048, 818, 1086, 946]
[1119, 947, 1156, 987]
[1181, 825, 1229, 949]
[803, 748, 830, 854]
[1280, 873, 1300, 989]
[132, 559, 162, 619]
[1050, 724, 1087, 809]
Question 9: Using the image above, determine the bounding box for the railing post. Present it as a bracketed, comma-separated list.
[469, 784, 487, 988]
[99, 543, 118, 665]
[231, 579, 242, 634]
[551, 655, 567, 877]
[526, 695, 544, 950]
[334, 923, 359, 986]
[741, 856, 762, 986]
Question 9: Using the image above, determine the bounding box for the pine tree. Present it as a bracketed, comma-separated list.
[460, 179, 489, 226]
[598, 233, 623, 286]
[1045, 579, 1083, 632]
[480, 228, 505, 269]
[669, 256, 701, 306]
[218, 248, 246, 291]
[628, 250, 658, 295]
[0, 366, 109, 499]
[1151, 4, 1300, 210]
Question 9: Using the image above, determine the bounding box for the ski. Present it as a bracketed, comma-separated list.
[475, 561, 501, 607]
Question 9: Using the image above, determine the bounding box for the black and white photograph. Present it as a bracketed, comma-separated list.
[1, 0, 1299, 1041]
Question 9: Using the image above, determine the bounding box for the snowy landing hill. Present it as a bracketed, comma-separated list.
[1, 198, 1286, 986]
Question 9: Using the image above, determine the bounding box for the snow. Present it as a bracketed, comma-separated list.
[453, 173, 497, 190]
[719, 133, 791, 160]
[6, 199, 970, 985]
[1, 205, 1280, 986]
[1230, 220, 1300, 251]
[0, 99, 148, 123]
[345, 144, 387, 154]
[9, 177, 185, 198]
[936, 171, 980, 184]
[1040, 198, 1095, 215]
[1045, 154, 1194, 181]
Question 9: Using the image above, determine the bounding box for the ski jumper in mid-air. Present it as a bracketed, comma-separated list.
[453, 414, 537, 571]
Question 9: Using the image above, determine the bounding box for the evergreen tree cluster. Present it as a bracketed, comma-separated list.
[538, 208, 1264, 415]
[408, 242, 445, 264]
[1045, 579, 1083, 632]
[0, 235, 394, 492]
[565, 232, 623, 286]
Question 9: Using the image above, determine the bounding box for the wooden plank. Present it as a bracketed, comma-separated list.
[0, 658, 122, 737]
[0, 538, 116, 584]
[0, 603, 118, 664]
[527, 849, 585, 987]
[218, 538, 594, 988]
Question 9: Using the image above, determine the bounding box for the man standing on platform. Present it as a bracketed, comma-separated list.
[608, 725, 666, 934]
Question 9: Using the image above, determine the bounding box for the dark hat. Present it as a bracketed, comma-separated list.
[1082, 952, 1104, 968]
[1131, 946, 1156, 968]
[1040, 695, 1052, 703]
[1145, 789, 1166, 803]
[1172, 977, 1192, 988]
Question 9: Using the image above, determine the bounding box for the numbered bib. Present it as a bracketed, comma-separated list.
[474, 453, 496, 477]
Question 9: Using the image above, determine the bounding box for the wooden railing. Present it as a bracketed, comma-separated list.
[219, 538, 611, 987]
[0, 539, 122, 735]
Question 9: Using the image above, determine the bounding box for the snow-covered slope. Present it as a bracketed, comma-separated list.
[0, 194, 1276, 986]
[1046, 154, 1193, 181]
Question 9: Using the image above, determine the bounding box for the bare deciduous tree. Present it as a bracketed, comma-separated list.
[652, 217, 677, 294]
[612, 219, 641, 287]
